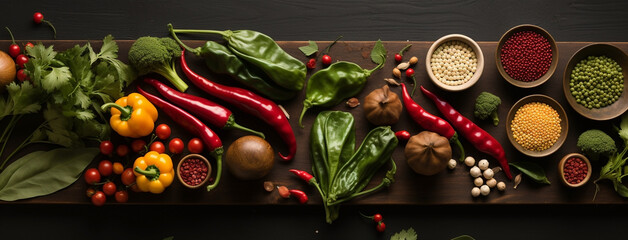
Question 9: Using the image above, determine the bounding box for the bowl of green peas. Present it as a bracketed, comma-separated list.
[563, 43, 628, 120]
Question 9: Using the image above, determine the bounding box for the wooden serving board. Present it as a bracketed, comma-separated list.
[0, 40, 626, 205]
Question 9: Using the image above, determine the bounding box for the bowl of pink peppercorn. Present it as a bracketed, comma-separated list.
[177, 154, 212, 189]
[496, 24, 559, 88]
[558, 153, 591, 188]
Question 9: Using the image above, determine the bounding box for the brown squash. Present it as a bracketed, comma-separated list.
[363, 85, 403, 125]
[404, 131, 452, 175]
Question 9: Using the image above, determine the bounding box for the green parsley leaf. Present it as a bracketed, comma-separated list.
[0, 95, 11, 120]
[370, 39, 387, 65]
[390, 227, 417, 240]
[6, 82, 43, 115]
[299, 40, 319, 56]
[41, 67, 72, 92]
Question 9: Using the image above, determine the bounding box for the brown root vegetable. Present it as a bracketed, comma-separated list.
[363, 85, 403, 125]
[0, 50, 16, 88]
[404, 131, 452, 175]
[225, 135, 275, 180]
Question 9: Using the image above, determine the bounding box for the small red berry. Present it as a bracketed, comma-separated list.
[373, 213, 383, 223]
[25, 42, 34, 49]
[322, 55, 332, 65]
[8, 44, 20, 58]
[15, 54, 29, 68]
[33, 12, 44, 24]
[306, 58, 316, 69]
[376, 221, 386, 232]
[17, 69, 29, 82]
[405, 68, 415, 78]
[394, 53, 403, 63]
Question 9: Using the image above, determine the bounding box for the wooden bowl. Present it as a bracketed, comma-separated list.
[558, 153, 592, 188]
[425, 34, 484, 91]
[562, 43, 628, 121]
[506, 94, 568, 157]
[177, 154, 212, 189]
[496, 24, 558, 88]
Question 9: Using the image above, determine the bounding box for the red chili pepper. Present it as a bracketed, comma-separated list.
[401, 83, 465, 161]
[394, 130, 411, 141]
[180, 50, 297, 161]
[420, 86, 512, 180]
[136, 86, 226, 190]
[289, 189, 308, 204]
[289, 169, 315, 184]
[143, 78, 264, 138]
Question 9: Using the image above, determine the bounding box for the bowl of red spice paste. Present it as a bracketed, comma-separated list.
[496, 24, 558, 88]
[177, 154, 212, 189]
[558, 153, 591, 188]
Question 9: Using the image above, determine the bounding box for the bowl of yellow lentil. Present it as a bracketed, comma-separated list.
[425, 34, 484, 91]
[506, 94, 568, 157]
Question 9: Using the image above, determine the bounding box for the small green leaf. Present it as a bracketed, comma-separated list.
[390, 227, 417, 240]
[619, 113, 628, 143]
[510, 161, 551, 184]
[614, 181, 628, 198]
[42, 67, 72, 92]
[298, 40, 319, 56]
[370, 39, 387, 65]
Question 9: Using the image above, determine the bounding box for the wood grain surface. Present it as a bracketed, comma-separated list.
[2, 39, 625, 206]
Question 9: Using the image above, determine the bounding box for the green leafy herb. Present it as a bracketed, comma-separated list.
[390, 227, 417, 240]
[0, 147, 99, 201]
[298, 40, 319, 56]
[509, 161, 551, 184]
[370, 39, 387, 65]
[594, 113, 628, 199]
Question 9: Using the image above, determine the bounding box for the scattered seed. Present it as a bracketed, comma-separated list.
[278, 104, 290, 119]
[263, 181, 274, 192]
[491, 166, 502, 174]
[393, 68, 401, 78]
[384, 78, 400, 86]
[346, 97, 360, 108]
[513, 173, 522, 189]
[277, 186, 290, 198]
[396, 62, 410, 70]
[409, 56, 419, 65]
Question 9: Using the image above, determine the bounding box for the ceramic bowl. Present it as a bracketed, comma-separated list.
[425, 34, 484, 91]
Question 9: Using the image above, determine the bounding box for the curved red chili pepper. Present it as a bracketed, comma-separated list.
[142, 78, 265, 138]
[289, 169, 314, 184]
[289, 189, 308, 204]
[401, 83, 465, 161]
[180, 50, 296, 161]
[420, 86, 512, 180]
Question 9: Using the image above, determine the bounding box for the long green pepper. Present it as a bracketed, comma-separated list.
[168, 24, 306, 91]
[310, 111, 398, 223]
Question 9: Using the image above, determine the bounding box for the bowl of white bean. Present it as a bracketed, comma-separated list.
[426, 34, 484, 91]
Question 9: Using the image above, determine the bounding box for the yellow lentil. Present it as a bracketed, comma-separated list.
[510, 102, 561, 151]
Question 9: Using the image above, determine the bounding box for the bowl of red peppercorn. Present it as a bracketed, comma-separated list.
[496, 24, 558, 88]
[177, 154, 212, 189]
[558, 153, 591, 188]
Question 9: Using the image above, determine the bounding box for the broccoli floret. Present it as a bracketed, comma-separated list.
[128, 36, 188, 92]
[474, 92, 501, 126]
[577, 129, 617, 161]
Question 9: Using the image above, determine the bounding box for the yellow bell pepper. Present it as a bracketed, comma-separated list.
[101, 93, 158, 138]
[133, 151, 174, 194]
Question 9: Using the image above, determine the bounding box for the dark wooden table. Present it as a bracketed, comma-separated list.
[2, 1, 628, 239]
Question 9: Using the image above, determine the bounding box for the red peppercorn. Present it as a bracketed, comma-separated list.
[500, 31, 552, 82]
[179, 158, 209, 186]
[563, 157, 588, 184]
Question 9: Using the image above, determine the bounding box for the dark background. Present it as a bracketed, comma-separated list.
[1, 0, 628, 239]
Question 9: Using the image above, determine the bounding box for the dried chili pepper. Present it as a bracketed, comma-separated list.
[401, 83, 465, 161]
[289, 189, 309, 204]
[143, 78, 265, 138]
[289, 169, 316, 184]
[420, 86, 512, 179]
[180, 50, 297, 161]
[136, 86, 226, 191]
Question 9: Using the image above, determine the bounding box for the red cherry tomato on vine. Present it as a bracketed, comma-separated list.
[15, 54, 29, 68]
[102, 182, 117, 196]
[116, 144, 129, 157]
[8, 44, 20, 58]
[405, 68, 415, 78]
[155, 124, 171, 140]
[91, 191, 106, 206]
[131, 139, 146, 153]
[394, 53, 403, 63]
[100, 140, 114, 155]
[321, 55, 332, 65]
[84, 168, 101, 185]
[168, 138, 184, 154]
[373, 213, 383, 223]
[98, 160, 113, 177]
[187, 138, 204, 154]
[376, 222, 386, 232]
[112, 162, 124, 175]
[33, 12, 44, 24]
[17, 69, 29, 82]
[306, 58, 316, 69]
[121, 168, 136, 186]
[150, 141, 166, 153]
[115, 190, 129, 203]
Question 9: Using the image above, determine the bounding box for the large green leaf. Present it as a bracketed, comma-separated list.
[0, 147, 98, 201]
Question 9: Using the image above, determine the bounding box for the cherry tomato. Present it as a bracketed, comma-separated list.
[8, 44, 20, 58]
[150, 141, 166, 153]
[121, 168, 136, 186]
[155, 124, 171, 140]
[103, 182, 117, 196]
[187, 138, 204, 154]
[112, 162, 124, 175]
[33, 12, 44, 24]
[25, 42, 34, 49]
[99, 140, 114, 155]
[84, 168, 101, 185]
[306, 58, 316, 69]
[394, 130, 411, 141]
[321, 55, 332, 65]
[114, 190, 129, 203]
[15, 54, 29, 68]
[405, 68, 415, 78]
[376, 221, 386, 232]
[17, 69, 29, 82]
[91, 191, 106, 206]
[394, 53, 403, 63]
[373, 213, 383, 223]
[98, 160, 113, 177]
[116, 144, 129, 157]
[131, 139, 146, 152]
[86, 188, 96, 198]
[168, 138, 184, 154]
